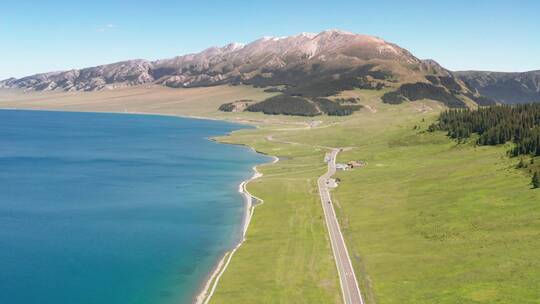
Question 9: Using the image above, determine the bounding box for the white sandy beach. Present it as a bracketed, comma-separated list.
[195, 154, 279, 304]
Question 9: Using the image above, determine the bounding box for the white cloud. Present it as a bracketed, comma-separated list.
[98, 24, 116, 32]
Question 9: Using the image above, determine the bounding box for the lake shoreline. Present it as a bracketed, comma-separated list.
[0, 107, 278, 304]
[194, 153, 279, 304]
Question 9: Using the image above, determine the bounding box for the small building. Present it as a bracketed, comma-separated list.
[347, 161, 365, 169]
[336, 163, 349, 170]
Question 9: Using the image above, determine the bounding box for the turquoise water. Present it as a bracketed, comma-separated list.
[0, 110, 268, 304]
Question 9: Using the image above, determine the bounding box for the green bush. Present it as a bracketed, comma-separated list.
[312, 98, 362, 116]
[382, 82, 466, 108]
[218, 102, 235, 112]
[246, 95, 320, 116]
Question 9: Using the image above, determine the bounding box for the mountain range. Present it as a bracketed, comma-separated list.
[456, 70, 540, 104]
[1, 29, 538, 110]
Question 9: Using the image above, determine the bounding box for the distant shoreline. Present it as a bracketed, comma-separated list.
[0, 107, 257, 126]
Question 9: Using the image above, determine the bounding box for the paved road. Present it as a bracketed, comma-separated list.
[318, 149, 364, 304]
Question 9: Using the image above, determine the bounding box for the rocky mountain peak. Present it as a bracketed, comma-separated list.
[0, 30, 437, 92]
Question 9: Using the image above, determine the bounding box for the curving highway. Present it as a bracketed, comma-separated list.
[318, 148, 364, 304]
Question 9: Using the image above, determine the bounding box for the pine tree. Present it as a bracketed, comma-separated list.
[432, 104, 540, 157]
[532, 172, 540, 189]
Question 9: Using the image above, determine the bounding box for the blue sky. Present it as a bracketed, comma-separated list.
[1, 1, 539, 79]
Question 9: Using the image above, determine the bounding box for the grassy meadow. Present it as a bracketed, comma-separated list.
[210, 90, 540, 303]
[212, 129, 342, 303]
[1, 86, 539, 303]
[329, 111, 540, 304]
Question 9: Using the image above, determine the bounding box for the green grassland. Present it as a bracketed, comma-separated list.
[330, 115, 540, 304]
[213, 130, 342, 303]
[2, 86, 538, 303]
[210, 89, 540, 303]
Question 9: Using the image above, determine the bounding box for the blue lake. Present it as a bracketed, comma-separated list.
[0, 110, 268, 304]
